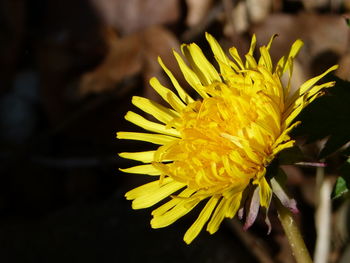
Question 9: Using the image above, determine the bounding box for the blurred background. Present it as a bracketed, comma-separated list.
[1, 0, 350, 262]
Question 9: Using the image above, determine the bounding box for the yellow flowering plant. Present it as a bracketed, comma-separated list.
[117, 33, 337, 245]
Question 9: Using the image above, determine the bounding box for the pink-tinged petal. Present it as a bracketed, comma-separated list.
[271, 177, 299, 214]
[238, 207, 244, 220]
[243, 186, 260, 231]
[265, 212, 272, 235]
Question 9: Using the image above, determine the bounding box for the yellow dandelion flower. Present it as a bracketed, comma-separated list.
[117, 33, 338, 244]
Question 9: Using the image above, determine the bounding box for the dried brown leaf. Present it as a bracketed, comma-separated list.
[336, 53, 350, 80]
[253, 13, 348, 91]
[246, 0, 272, 23]
[91, 0, 180, 35]
[302, 0, 333, 11]
[79, 28, 142, 96]
[253, 13, 348, 62]
[232, 1, 249, 34]
[79, 26, 181, 98]
[185, 0, 214, 27]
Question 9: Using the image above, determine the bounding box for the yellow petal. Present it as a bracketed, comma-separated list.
[215, 59, 238, 82]
[151, 190, 201, 228]
[245, 54, 258, 69]
[283, 103, 304, 127]
[287, 82, 336, 118]
[158, 56, 194, 104]
[303, 81, 335, 101]
[229, 47, 244, 70]
[151, 188, 195, 216]
[118, 151, 155, 163]
[205, 32, 231, 65]
[275, 39, 303, 76]
[225, 192, 242, 218]
[117, 132, 176, 145]
[132, 96, 179, 124]
[181, 43, 221, 85]
[173, 50, 209, 98]
[150, 77, 186, 112]
[126, 178, 186, 209]
[119, 164, 160, 175]
[132, 180, 186, 209]
[207, 197, 226, 234]
[273, 121, 300, 148]
[299, 65, 338, 95]
[125, 177, 172, 200]
[266, 34, 278, 51]
[259, 181, 272, 208]
[205, 32, 236, 76]
[258, 177, 272, 208]
[183, 195, 219, 244]
[286, 39, 304, 61]
[272, 140, 295, 155]
[247, 34, 257, 57]
[125, 111, 180, 137]
[258, 46, 273, 72]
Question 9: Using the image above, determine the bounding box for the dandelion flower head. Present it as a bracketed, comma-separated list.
[117, 33, 337, 244]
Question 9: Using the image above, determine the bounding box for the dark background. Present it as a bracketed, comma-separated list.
[1, 0, 349, 262]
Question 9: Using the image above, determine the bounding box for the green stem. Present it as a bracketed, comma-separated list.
[276, 199, 313, 263]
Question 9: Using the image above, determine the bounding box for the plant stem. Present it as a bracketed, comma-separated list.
[276, 199, 313, 263]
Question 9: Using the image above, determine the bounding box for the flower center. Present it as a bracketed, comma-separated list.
[155, 80, 283, 193]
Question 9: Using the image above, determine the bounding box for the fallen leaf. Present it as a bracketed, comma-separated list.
[337, 53, 350, 80]
[232, 1, 249, 34]
[79, 25, 182, 98]
[302, 0, 333, 11]
[246, 0, 272, 23]
[79, 28, 142, 96]
[91, 0, 180, 35]
[253, 12, 348, 60]
[253, 12, 347, 91]
[185, 0, 214, 27]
